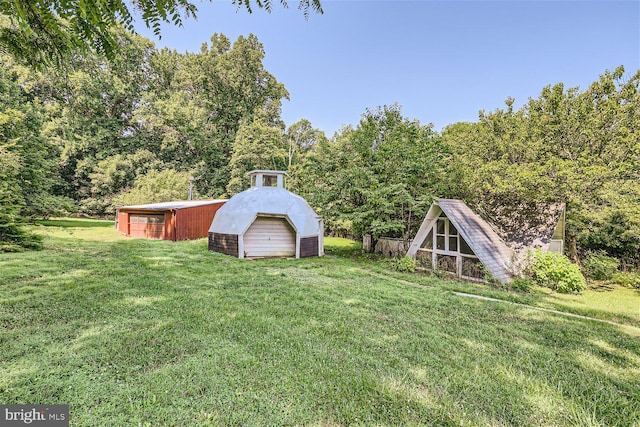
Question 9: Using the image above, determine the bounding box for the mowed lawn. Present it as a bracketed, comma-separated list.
[1, 220, 639, 426]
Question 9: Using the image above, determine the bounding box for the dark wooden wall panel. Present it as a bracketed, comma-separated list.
[209, 232, 238, 256]
[300, 236, 319, 258]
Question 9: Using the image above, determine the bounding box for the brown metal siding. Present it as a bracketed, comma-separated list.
[117, 211, 129, 235]
[209, 232, 239, 256]
[116, 201, 225, 241]
[174, 202, 225, 241]
[300, 236, 319, 258]
[164, 211, 175, 241]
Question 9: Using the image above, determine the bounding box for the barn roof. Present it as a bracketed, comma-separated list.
[117, 200, 227, 211]
[437, 199, 514, 283]
[209, 186, 321, 237]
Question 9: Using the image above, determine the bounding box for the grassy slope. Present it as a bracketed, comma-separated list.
[366, 262, 640, 329]
[0, 219, 638, 426]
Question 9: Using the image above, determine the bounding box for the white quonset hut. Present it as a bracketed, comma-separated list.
[208, 170, 324, 259]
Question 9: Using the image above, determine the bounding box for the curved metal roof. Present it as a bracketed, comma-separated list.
[209, 187, 322, 237]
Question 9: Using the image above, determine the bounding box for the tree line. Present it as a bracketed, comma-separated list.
[1, 24, 638, 266]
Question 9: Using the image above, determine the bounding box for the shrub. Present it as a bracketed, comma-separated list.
[578, 209, 640, 267]
[389, 256, 417, 273]
[508, 277, 534, 293]
[0, 218, 43, 252]
[531, 250, 586, 293]
[609, 272, 640, 289]
[78, 197, 114, 217]
[581, 251, 619, 281]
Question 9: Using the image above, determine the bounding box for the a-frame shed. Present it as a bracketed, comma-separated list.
[406, 199, 515, 283]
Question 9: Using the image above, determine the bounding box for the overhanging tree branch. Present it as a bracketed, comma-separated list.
[0, 0, 322, 69]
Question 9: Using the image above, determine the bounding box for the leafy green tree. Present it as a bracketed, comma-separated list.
[113, 169, 193, 206]
[89, 150, 162, 197]
[442, 66, 640, 264]
[6, 29, 288, 214]
[226, 117, 287, 195]
[0, 0, 322, 68]
[284, 119, 326, 168]
[298, 105, 446, 239]
[30, 30, 155, 203]
[0, 55, 68, 218]
[136, 34, 289, 197]
[79, 150, 163, 215]
[0, 55, 53, 249]
[0, 141, 42, 251]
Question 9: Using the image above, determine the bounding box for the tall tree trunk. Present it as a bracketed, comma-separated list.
[564, 201, 579, 264]
[566, 230, 579, 264]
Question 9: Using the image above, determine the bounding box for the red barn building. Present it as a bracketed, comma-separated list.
[116, 200, 226, 241]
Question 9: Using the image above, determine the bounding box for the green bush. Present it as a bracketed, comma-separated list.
[0, 218, 43, 252]
[609, 272, 640, 289]
[78, 197, 114, 217]
[388, 256, 417, 273]
[508, 277, 534, 293]
[578, 209, 640, 266]
[581, 251, 619, 280]
[532, 250, 586, 293]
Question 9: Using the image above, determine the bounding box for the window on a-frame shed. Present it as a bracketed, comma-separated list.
[460, 235, 474, 255]
[449, 222, 458, 252]
[436, 218, 446, 250]
[421, 229, 433, 249]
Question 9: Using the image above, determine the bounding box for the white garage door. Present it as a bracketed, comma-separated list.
[244, 216, 296, 258]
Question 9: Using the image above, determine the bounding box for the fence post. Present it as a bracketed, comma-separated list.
[363, 234, 373, 253]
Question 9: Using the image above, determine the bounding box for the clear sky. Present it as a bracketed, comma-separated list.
[134, 0, 640, 136]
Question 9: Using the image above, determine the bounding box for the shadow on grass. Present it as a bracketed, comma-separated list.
[36, 218, 114, 228]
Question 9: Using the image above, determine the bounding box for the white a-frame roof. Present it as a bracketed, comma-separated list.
[407, 199, 514, 283]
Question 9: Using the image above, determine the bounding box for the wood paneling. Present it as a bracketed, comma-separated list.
[300, 236, 319, 258]
[116, 201, 226, 241]
[117, 211, 128, 235]
[209, 232, 238, 256]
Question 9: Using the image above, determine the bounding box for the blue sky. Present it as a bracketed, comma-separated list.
[134, 1, 640, 136]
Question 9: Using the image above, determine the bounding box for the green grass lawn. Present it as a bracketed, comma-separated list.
[1, 219, 639, 426]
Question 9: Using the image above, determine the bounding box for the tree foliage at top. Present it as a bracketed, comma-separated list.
[136, 33, 289, 198]
[113, 169, 193, 207]
[0, 0, 322, 68]
[227, 116, 288, 195]
[296, 105, 447, 239]
[9, 30, 288, 215]
[442, 66, 640, 264]
[0, 54, 51, 250]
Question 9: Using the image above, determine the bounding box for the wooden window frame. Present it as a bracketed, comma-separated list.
[416, 217, 481, 280]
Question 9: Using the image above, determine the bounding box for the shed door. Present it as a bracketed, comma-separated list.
[244, 216, 295, 258]
[129, 214, 165, 239]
